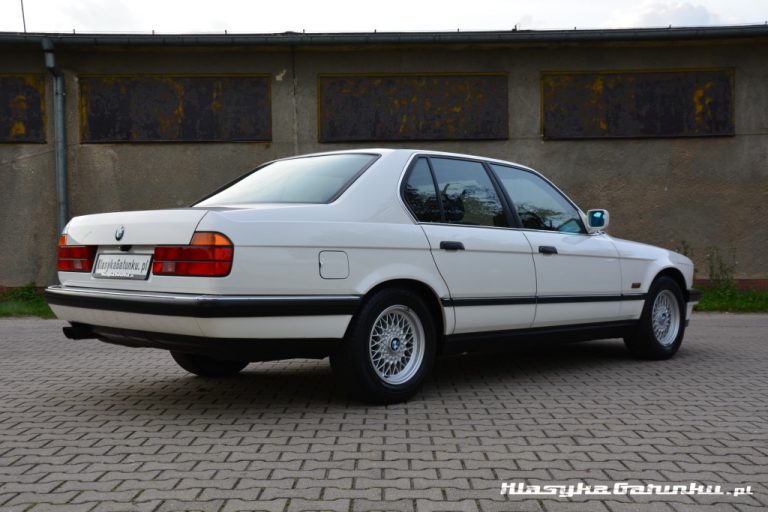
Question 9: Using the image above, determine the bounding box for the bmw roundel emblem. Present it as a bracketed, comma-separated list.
[115, 225, 125, 241]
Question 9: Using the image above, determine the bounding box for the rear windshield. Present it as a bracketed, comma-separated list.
[196, 153, 379, 206]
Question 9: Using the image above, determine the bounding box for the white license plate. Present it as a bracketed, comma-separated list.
[93, 253, 152, 280]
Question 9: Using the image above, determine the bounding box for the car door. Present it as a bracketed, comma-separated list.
[489, 164, 622, 328]
[402, 156, 536, 334]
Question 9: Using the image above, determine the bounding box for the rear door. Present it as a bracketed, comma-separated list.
[403, 156, 536, 334]
[489, 164, 622, 327]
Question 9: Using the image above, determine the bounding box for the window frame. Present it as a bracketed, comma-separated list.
[400, 154, 588, 235]
[489, 163, 589, 235]
[400, 154, 518, 229]
[402, 156, 445, 223]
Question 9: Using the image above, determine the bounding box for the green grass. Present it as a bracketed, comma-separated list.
[0, 285, 56, 319]
[695, 286, 768, 313]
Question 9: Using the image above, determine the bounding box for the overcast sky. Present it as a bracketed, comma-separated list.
[1, 0, 766, 34]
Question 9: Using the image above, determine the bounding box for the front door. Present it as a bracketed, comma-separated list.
[489, 164, 622, 327]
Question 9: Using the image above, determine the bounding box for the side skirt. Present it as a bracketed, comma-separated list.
[441, 320, 637, 355]
[67, 319, 637, 362]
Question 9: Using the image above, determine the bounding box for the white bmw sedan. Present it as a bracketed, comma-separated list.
[46, 149, 700, 403]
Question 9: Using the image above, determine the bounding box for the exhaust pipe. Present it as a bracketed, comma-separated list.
[63, 323, 96, 340]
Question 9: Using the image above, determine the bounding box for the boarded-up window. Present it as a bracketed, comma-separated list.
[80, 75, 271, 142]
[318, 74, 508, 142]
[542, 69, 734, 139]
[0, 75, 45, 143]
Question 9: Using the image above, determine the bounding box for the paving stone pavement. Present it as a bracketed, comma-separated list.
[0, 313, 766, 512]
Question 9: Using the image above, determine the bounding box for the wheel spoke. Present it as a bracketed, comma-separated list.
[651, 290, 680, 346]
[368, 304, 426, 386]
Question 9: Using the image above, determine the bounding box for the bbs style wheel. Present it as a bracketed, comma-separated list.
[368, 305, 426, 386]
[624, 276, 686, 360]
[331, 287, 437, 404]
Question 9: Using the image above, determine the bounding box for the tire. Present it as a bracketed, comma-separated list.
[170, 351, 248, 377]
[331, 287, 437, 404]
[624, 276, 686, 360]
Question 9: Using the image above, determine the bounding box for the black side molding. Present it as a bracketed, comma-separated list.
[45, 287, 361, 318]
[537, 294, 647, 304]
[687, 288, 702, 303]
[441, 294, 647, 307]
[443, 320, 638, 355]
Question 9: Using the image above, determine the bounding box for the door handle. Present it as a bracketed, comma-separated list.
[539, 245, 558, 255]
[440, 241, 465, 251]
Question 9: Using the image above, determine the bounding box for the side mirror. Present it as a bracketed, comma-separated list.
[586, 209, 610, 233]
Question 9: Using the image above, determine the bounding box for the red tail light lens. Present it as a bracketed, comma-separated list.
[57, 234, 97, 272]
[152, 232, 233, 277]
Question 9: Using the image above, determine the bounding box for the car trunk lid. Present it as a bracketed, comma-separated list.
[64, 208, 210, 246]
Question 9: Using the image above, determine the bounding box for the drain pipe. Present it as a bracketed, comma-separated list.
[42, 38, 68, 233]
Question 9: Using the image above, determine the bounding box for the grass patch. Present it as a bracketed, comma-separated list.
[695, 286, 768, 313]
[0, 285, 56, 319]
[690, 245, 768, 312]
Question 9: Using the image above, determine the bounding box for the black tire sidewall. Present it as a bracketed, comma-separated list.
[627, 276, 686, 359]
[332, 287, 437, 404]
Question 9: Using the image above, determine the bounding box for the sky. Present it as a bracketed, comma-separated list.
[1, 0, 766, 34]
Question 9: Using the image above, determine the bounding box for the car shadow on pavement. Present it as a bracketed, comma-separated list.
[46, 337, 693, 413]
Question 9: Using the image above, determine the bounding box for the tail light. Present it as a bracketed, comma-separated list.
[153, 232, 233, 277]
[57, 234, 97, 272]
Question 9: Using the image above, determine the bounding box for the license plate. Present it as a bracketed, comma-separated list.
[93, 253, 152, 280]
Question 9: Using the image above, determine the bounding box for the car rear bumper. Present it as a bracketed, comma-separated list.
[45, 285, 361, 317]
[45, 285, 359, 340]
[63, 323, 342, 361]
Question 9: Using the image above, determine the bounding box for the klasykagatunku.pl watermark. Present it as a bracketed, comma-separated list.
[500, 481, 754, 498]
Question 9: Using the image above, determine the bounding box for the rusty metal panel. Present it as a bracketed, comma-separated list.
[80, 75, 271, 142]
[318, 74, 508, 142]
[0, 74, 45, 143]
[542, 69, 734, 139]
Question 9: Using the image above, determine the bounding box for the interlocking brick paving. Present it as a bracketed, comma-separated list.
[0, 313, 765, 511]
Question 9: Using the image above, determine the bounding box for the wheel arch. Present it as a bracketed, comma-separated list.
[625, 266, 688, 360]
[354, 278, 447, 353]
[654, 267, 689, 301]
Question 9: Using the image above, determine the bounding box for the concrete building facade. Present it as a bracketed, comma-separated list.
[0, 26, 766, 287]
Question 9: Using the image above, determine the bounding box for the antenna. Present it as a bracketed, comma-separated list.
[20, 0, 27, 33]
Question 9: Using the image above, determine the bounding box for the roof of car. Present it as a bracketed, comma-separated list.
[286, 148, 538, 173]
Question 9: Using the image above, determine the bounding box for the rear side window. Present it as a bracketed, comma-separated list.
[197, 153, 378, 205]
[430, 158, 508, 228]
[404, 157, 508, 227]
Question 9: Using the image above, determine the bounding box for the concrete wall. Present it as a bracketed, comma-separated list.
[1, 36, 766, 286]
[0, 47, 58, 286]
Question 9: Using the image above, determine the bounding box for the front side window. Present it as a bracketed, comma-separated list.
[196, 153, 378, 205]
[430, 158, 508, 228]
[491, 164, 585, 233]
